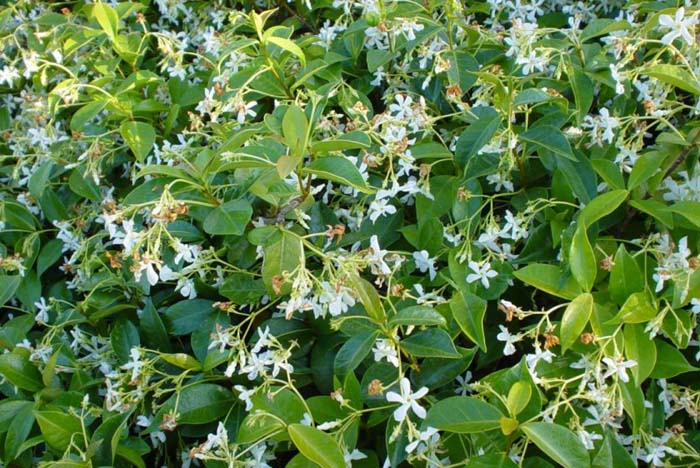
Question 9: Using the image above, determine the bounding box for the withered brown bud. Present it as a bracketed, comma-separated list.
[544, 333, 560, 349]
[580, 332, 595, 345]
[367, 379, 384, 396]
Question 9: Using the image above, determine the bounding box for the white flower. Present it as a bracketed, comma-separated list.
[578, 429, 603, 450]
[602, 356, 637, 383]
[121, 347, 145, 383]
[344, 449, 367, 468]
[412, 250, 437, 280]
[366, 235, 392, 276]
[373, 338, 399, 367]
[389, 94, 414, 121]
[405, 426, 439, 454]
[34, 297, 50, 325]
[658, 7, 697, 46]
[386, 378, 429, 422]
[455, 371, 472, 396]
[368, 196, 397, 223]
[0, 65, 20, 87]
[318, 281, 356, 316]
[466, 261, 498, 289]
[691, 298, 700, 315]
[496, 325, 521, 356]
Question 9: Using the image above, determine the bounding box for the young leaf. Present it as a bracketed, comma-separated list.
[92, 2, 119, 41]
[283, 105, 308, 156]
[560, 293, 593, 353]
[34, 411, 82, 451]
[120, 121, 156, 162]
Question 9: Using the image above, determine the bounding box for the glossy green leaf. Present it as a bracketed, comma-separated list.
[560, 293, 594, 353]
[203, 199, 253, 236]
[425, 396, 503, 433]
[521, 422, 590, 468]
[570, 226, 596, 291]
[609, 245, 644, 305]
[120, 121, 156, 162]
[163, 299, 215, 335]
[389, 305, 446, 327]
[92, 2, 119, 40]
[513, 264, 582, 300]
[334, 331, 377, 377]
[650, 340, 699, 378]
[304, 156, 372, 193]
[520, 125, 575, 161]
[623, 324, 656, 384]
[288, 424, 345, 468]
[451, 290, 487, 352]
[262, 231, 303, 296]
[401, 328, 461, 359]
[0, 352, 43, 392]
[645, 64, 700, 96]
[35, 410, 82, 451]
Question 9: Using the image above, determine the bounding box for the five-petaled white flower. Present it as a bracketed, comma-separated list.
[386, 378, 429, 422]
[602, 356, 637, 383]
[412, 250, 437, 280]
[496, 325, 521, 356]
[466, 261, 498, 288]
[658, 7, 697, 46]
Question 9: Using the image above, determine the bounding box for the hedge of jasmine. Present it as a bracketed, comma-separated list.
[1, 0, 700, 467]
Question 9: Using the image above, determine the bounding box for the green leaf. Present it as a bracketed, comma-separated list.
[520, 126, 575, 161]
[267, 36, 306, 66]
[569, 226, 597, 291]
[160, 352, 202, 370]
[507, 381, 532, 417]
[521, 422, 590, 468]
[120, 121, 155, 162]
[283, 105, 308, 156]
[310, 131, 371, 153]
[68, 169, 102, 202]
[401, 328, 461, 359]
[34, 411, 82, 452]
[111, 319, 140, 363]
[28, 160, 54, 200]
[591, 159, 625, 190]
[450, 290, 487, 352]
[609, 245, 644, 305]
[0, 352, 43, 392]
[155, 383, 235, 426]
[568, 61, 593, 123]
[578, 189, 628, 227]
[5, 403, 35, 461]
[92, 2, 119, 40]
[304, 156, 372, 193]
[650, 340, 699, 379]
[623, 324, 656, 384]
[367, 49, 396, 73]
[628, 151, 666, 190]
[389, 306, 446, 327]
[645, 64, 700, 96]
[446, 51, 478, 92]
[262, 231, 303, 296]
[560, 293, 593, 353]
[334, 331, 377, 377]
[163, 299, 214, 336]
[288, 424, 345, 468]
[455, 111, 501, 170]
[619, 379, 645, 434]
[580, 19, 629, 42]
[629, 199, 674, 228]
[425, 396, 503, 433]
[513, 264, 582, 300]
[70, 100, 107, 131]
[670, 201, 700, 227]
[607, 291, 656, 324]
[0, 275, 21, 308]
[203, 199, 253, 236]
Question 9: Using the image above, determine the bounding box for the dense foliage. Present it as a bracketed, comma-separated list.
[1, 0, 700, 467]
